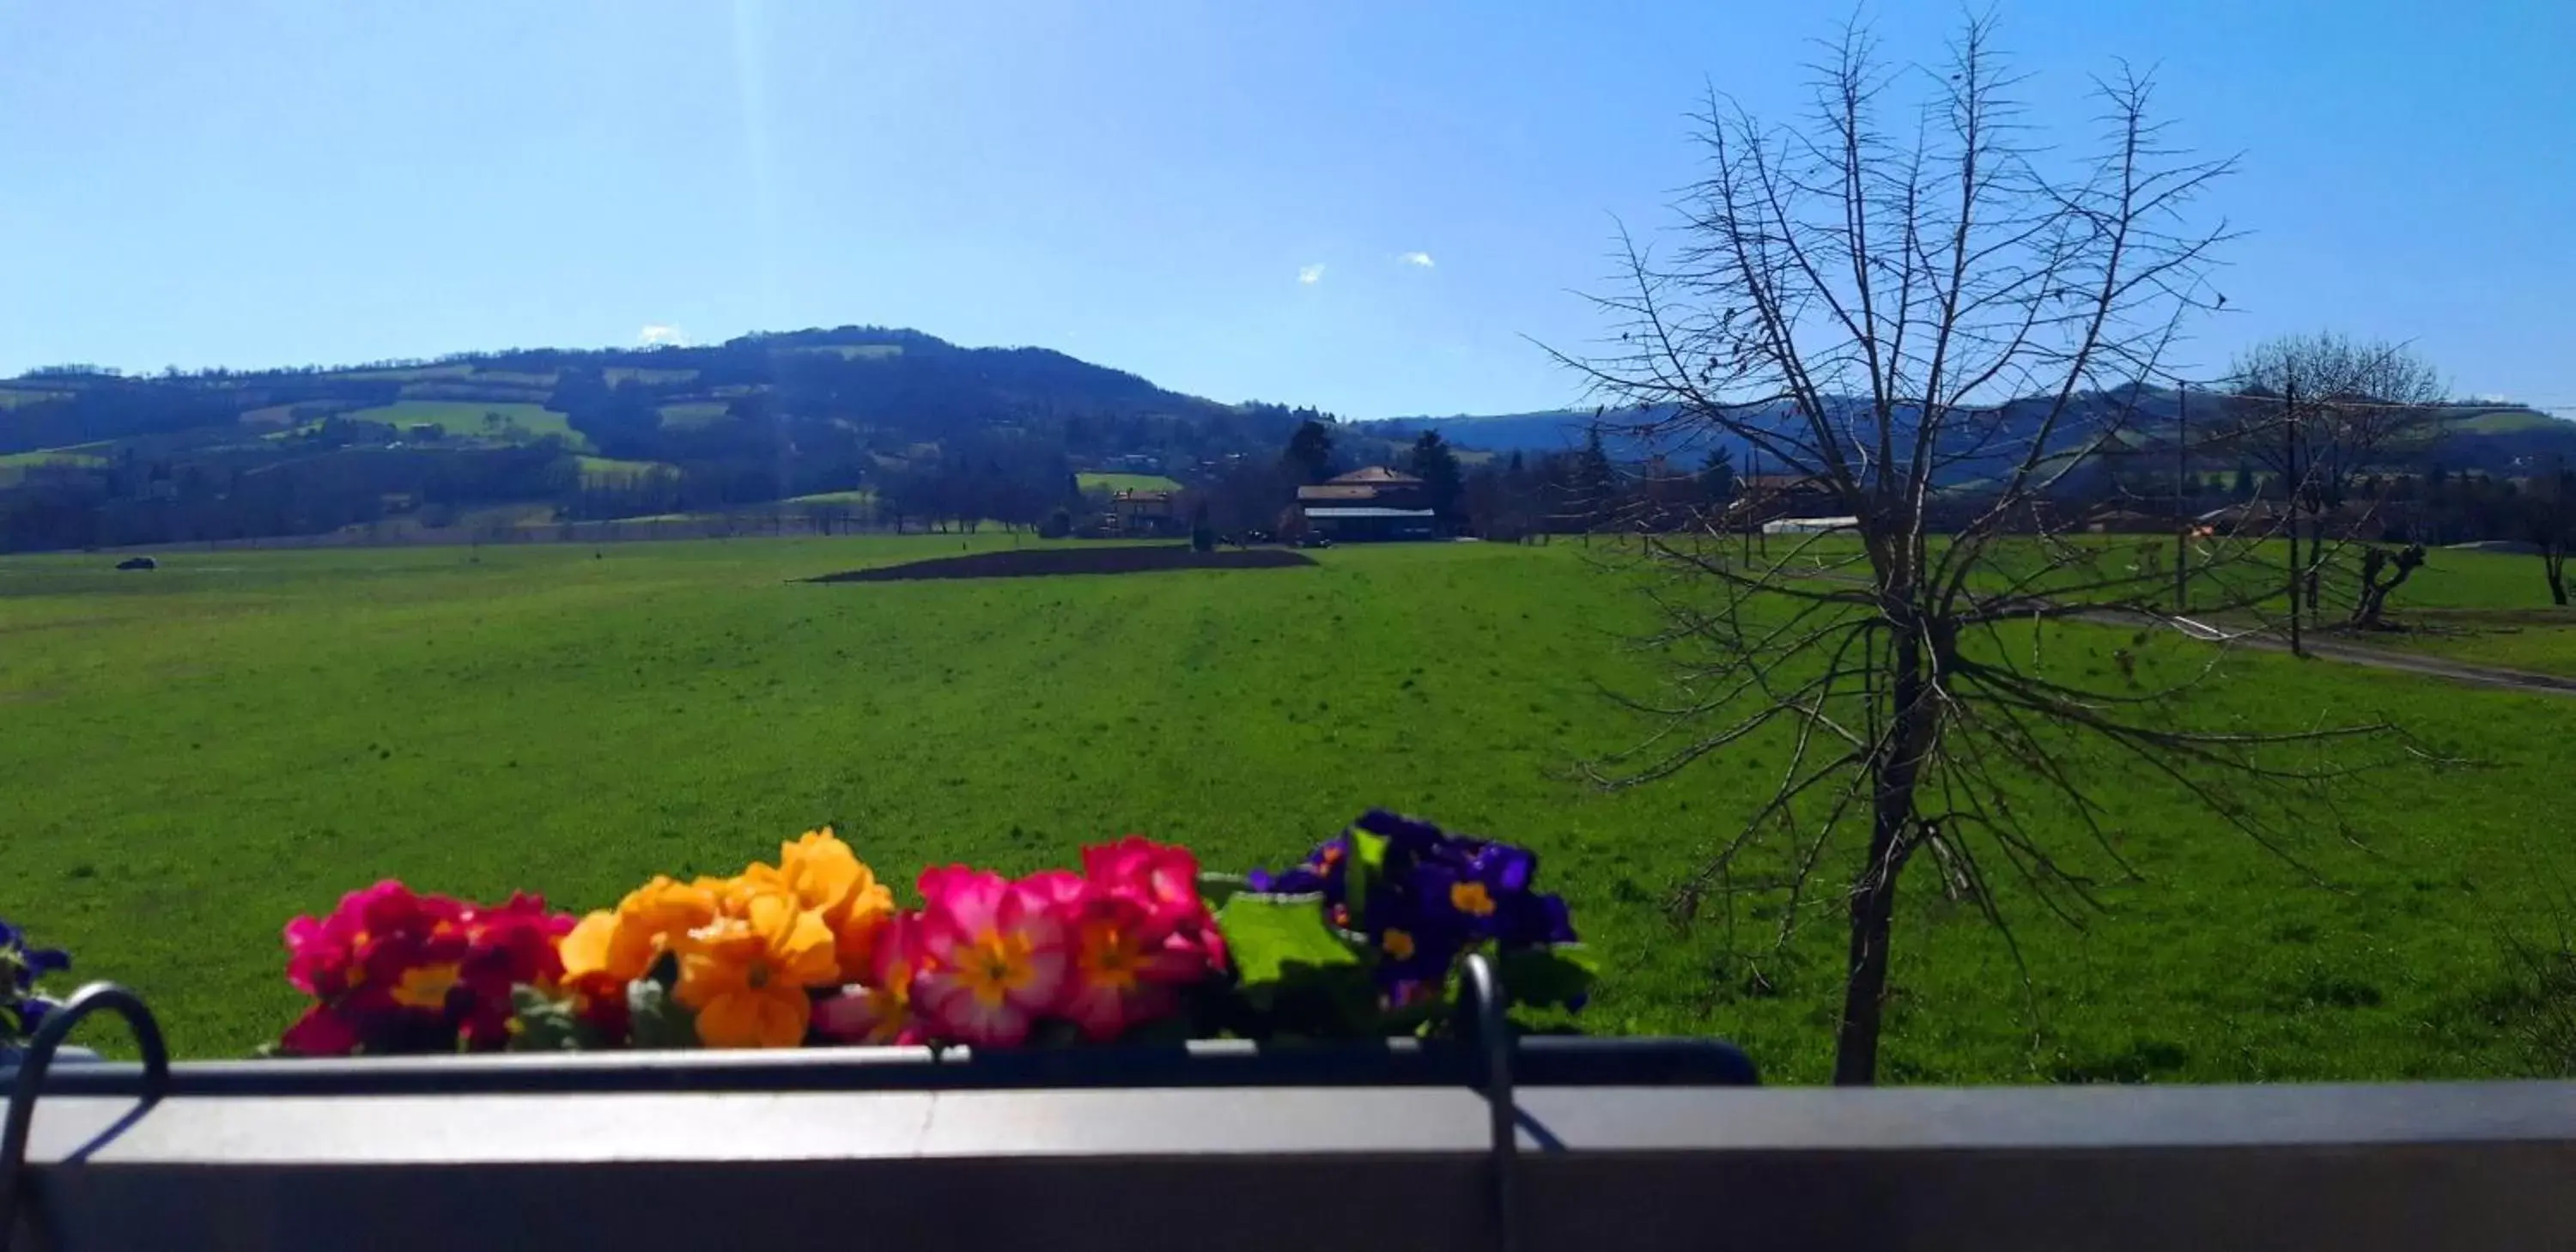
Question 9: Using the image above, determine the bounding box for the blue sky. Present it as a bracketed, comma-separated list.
[2, 1, 2567, 418]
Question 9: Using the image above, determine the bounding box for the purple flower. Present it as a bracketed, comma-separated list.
[1242, 811, 1583, 1006]
[1361, 883, 1461, 992]
[1246, 835, 1352, 910]
[1503, 890, 1577, 946]
[3, 915, 71, 1042]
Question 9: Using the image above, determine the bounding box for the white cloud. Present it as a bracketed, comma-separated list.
[1297, 263, 1326, 286]
[1398, 251, 1435, 268]
[638, 324, 687, 347]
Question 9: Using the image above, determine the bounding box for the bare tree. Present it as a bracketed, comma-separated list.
[2527, 460, 2572, 607]
[1556, 17, 2411, 1084]
[2222, 332, 2444, 631]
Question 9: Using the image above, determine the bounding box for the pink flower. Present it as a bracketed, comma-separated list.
[1084, 837, 1202, 930]
[277, 879, 574, 1055]
[1084, 836, 1229, 981]
[1058, 890, 1205, 1041]
[815, 912, 932, 1046]
[910, 868, 1070, 1048]
[1046, 840, 1229, 1041]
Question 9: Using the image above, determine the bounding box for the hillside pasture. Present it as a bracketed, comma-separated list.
[574, 454, 673, 484]
[605, 368, 699, 386]
[0, 447, 109, 485]
[346, 400, 582, 447]
[656, 401, 732, 428]
[779, 343, 902, 361]
[784, 489, 875, 507]
[4, 538, 2575, 1082]
[319, 365, 475, 384]
[1078, 471, 1184, 493]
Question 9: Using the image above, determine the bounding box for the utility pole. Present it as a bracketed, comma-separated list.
[2283, 378, 2302, 658]
[2174, 386, 2190, 613]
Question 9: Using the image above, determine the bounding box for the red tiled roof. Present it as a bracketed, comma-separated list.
[1296, 484, 1382, 501]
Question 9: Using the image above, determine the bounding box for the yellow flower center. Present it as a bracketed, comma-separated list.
[390, 962, 461, 1009]
[1383, 928, 1416, 960]
[1450, 882, 1497, 917]
[1080, 921, 1141, 993]
[958, 929, 1036, 1007]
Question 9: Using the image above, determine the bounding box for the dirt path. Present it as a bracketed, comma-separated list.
[1773, 564, 2576, 698]
[2219, 631, 2576, 696]
[2060, 605, 2576, 696]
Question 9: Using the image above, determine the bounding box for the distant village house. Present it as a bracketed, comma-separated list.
[1297, 467, 1440, 541]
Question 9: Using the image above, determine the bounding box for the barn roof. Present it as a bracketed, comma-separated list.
[1327, 466, 1424, 485]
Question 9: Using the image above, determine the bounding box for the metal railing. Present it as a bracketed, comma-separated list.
[9, 967, 2576, 1251]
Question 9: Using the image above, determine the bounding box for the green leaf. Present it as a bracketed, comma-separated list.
[1345, 829, 1388, 933]
[507, 984, 592, 1052]
[626, 975, 698, 1049]
[1221, 894, 1363, 988]
[1498, 945, 1599, 1011]
[1216, 893, 1376, 1034]
[1027, 1019, 1085, 1049]
[1195, 872, 1251, 911]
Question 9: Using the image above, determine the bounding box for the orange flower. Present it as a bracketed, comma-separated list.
[675, 887, 839, 1048]
[560, 876, 720, 987]
[738, 827, 896, 980]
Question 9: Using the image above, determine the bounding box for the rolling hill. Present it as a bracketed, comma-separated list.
[0, 326, 1316, 551]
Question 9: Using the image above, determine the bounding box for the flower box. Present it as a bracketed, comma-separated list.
[269, 810, 1602, 1061]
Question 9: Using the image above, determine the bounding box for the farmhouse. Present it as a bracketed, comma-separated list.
[1297, 467, 1440, 541]
[1734, 472, 1841, 525]
[1104, 489, 1183, 537]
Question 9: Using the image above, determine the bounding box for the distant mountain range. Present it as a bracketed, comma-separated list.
[1364, 392, 2576, 482]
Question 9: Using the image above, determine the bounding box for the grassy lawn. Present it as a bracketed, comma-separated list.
[2243, 544, 2576, 676]
[1078, 471, 1184, 493]
[3, 537, 2573, 1081]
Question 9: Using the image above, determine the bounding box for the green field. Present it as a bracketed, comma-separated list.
[574, 454, 672, 484]
[0, 447, 111, 485]
[346, 400, 581, 446]
[2306, 545, 2576, 675]
[4, 537, 2574, 1081]
[605, 368, 699, 386]
[1078, 471, 1184, 493]
[655, 401, 732, 428]
[0, 447, 108, 470]
[784, 489, 876, 507]
[780, 343, 902, 361]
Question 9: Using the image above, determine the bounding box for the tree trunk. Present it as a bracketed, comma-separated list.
[2546, 549, 2567, 607]
[2350, 544, 2425, 629]
[1832, 851, 1904, 1085]
[1833, 628, 1929, 1085]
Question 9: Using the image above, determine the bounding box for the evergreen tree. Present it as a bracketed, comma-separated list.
[1699, 447, 1736, 512]
[1282, 420, 1335, 484]
[1575, 424, 1619, 528]
[1407, 431, 1464, 525]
